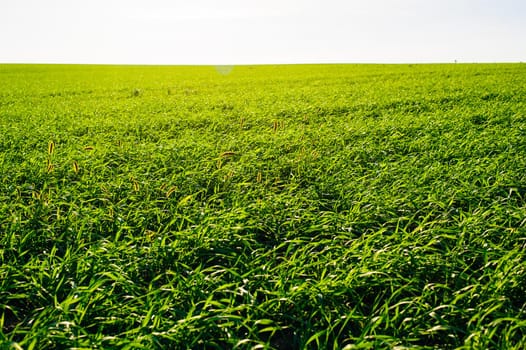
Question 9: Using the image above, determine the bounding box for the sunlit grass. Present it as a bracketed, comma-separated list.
[0, 63, 525, 349]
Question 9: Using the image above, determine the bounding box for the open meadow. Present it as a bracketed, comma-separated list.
[0, 63, 525, 349]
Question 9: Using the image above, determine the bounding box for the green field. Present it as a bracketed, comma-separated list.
[1, 63, 525, 349]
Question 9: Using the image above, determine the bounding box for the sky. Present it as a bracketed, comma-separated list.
[0, 0, 525, 64]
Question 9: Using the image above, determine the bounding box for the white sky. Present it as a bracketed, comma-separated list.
[0, 0, 525, 64]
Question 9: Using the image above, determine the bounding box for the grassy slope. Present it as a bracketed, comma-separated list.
[0, 63, 525, 349]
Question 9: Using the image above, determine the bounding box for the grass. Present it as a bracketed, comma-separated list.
[0, 63, 525, 349]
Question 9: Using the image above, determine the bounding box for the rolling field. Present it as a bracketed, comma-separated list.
[1, 63, 525, 349]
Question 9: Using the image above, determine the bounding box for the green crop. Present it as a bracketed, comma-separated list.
[0, 63, 525, 349]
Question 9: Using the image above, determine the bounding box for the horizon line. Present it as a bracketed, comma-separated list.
[1, 61, 524, 66]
